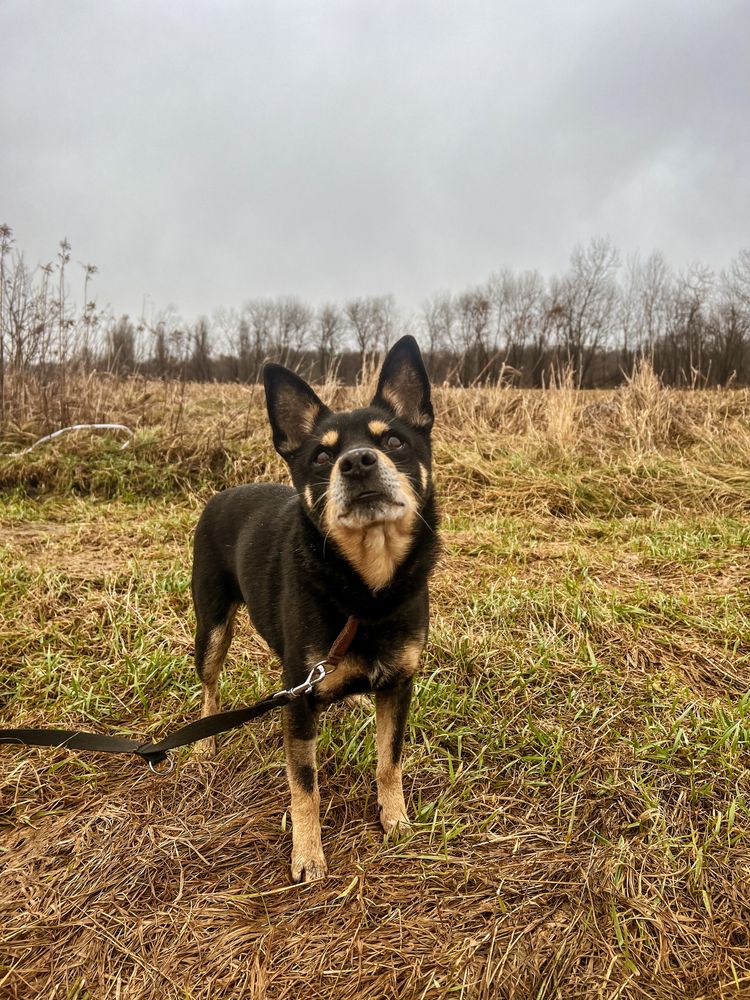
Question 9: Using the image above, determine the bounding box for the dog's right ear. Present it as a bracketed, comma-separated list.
[263, 364, 330, 458]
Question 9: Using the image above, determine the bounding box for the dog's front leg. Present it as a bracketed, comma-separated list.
[283, 699, 327, 882]
[375, 677, 414, 833]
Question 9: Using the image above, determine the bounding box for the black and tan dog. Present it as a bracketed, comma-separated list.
[191, 336, 439, 882]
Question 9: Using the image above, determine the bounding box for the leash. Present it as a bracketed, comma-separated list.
[0, 617, 358, 774]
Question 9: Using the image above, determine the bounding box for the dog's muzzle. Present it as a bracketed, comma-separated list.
[331, 448, 408, 526]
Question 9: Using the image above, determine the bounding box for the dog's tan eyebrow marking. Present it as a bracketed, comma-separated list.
[320, 429, 339, 447]
[368, 420, 390, 437]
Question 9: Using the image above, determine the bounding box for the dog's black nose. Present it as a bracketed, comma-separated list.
[340, 448, 378, 478]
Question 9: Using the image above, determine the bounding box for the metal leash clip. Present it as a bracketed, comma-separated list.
[274, 660, 328, 701]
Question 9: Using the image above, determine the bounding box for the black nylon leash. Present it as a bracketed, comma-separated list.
[0, 617, 358, 773]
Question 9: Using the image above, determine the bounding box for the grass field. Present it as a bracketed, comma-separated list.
[1, 371, 750, 999]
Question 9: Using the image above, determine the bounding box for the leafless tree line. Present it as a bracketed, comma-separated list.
[422, 240, 750, 389]
[2, 226, 749, 425]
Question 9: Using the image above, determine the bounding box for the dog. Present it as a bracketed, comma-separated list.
[191, 335, 439, 882]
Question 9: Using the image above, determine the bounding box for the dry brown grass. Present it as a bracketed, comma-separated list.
[1, 367, 749, 999]
[1, 367, 748, 497]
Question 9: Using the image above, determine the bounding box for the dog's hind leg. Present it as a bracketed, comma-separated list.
[193, 576, 238, 756]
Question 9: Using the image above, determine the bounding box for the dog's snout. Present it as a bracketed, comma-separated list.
[340, 448, 378, 478]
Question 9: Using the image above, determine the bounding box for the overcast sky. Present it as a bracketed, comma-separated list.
[3, 0, 749, 320]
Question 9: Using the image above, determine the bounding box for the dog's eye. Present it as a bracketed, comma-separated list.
[314, 450, 331, 466]
[384, 434, 403, 450]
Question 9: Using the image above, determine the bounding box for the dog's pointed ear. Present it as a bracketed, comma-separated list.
[263, 364, 330, 457]
[371, 335, 433, 430]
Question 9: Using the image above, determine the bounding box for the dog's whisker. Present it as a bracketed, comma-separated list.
[412, 507, 436, 535]
[311, 489, 329, 512]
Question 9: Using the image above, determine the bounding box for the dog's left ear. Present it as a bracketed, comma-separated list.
[263, 363, 330, 457]
[371, 335, 433, 431]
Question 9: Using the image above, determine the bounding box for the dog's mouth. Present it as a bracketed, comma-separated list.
[338, 490, 406, 526]
[351, 489, 386, 503]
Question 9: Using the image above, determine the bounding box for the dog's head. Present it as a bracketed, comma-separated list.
[263, 336, 434, 590]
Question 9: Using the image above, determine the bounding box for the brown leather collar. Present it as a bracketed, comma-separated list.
[326, 616, 359, 665]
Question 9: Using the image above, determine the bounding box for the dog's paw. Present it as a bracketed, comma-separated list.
[191, 736, 216, 759]
[291, 852, 328, 883]
[378, 803, 411, 836]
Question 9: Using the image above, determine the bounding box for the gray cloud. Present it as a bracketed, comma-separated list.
[3, 0, 748, 318]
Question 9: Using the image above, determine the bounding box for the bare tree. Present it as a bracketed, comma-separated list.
[345, 296, 376, 364]
[638, 251, 670, 358]
[1, 253, 57, 416]
[315, 303, 342, 377]
[488, 269, 546, 382]
[211, 307, 245, 380]
[189, 317, 212, 380]
[274, 296, 312, 366]
[454, 285, 492, 383]
[547, 237, 620, 386]
[245, 298, 275, 374]
[151, 320, 170, 378]
[372, 295, 396, 353]
[0, 222, 13, 423]
[421, 292, 452, 360]
[0, 223, 14, 419]
[728, 249, 750, 311]
[5, 254, 34, 373]
[105, 315, 137, 373]
[236, 317, 252, 381]
[707, 255, 750, 384]
[656, 262, 713, 385]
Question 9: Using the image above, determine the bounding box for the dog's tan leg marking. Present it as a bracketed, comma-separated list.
[397, 640, 424, 679]
[375, 641, 422, 832]
[284, 731, 327, 882]
[376, 688, 410, 833]
[197, 608, 237, 756]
